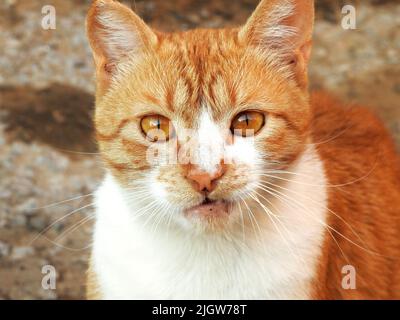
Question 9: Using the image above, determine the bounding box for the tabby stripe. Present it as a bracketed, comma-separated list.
[96, 118, 134, 141]
[104, 158, 129, 171]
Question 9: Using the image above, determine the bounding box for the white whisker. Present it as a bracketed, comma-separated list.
[29, 203, 94, 245]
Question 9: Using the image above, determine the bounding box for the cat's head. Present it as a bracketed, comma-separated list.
[87, 0, 314, 232]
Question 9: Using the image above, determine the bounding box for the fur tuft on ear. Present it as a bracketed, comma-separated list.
[239, 0, 314, 88]
[86, 0, 157, 93]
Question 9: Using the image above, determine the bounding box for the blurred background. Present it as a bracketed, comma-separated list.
[0, 0, 399, 299]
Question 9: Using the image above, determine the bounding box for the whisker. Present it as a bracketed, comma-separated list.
[165, 205, 177, 240]
[54, 148, 101, 155]
[252, 189, 297, 236]
[256, 183, 382, 256]
[40, 233, 93, 252]
[29, 203, 94, 245]
[54, 214, 95, 243]
[238, 194, 264, 247]
[258, 178, 370, 251]
[256, 158, 378, 188]
[32, 193, 93, 211]
[151, 202, 173, 236]
[306, 122, 352, 147]
[141, 203, 168, 231]
[250, 193, 306, 265]
[237, 200, 246, 243]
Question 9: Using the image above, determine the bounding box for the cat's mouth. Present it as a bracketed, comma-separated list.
[184, 198, 230, 217]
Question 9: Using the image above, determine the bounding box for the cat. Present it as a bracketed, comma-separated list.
[85, 0, 400, 299]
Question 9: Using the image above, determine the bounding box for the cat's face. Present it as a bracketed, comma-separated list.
[87, 0, 314, 232]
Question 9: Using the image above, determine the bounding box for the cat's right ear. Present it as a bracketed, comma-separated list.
[239, 0, 314, 89]
[86, 0, 157, 94]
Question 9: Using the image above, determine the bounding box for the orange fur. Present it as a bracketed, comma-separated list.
[86, 257, 102, 299]
[310, 92, 400, 299]
[86, 0, 400, 299]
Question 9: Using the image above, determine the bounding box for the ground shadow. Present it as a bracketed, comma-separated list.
[0, 84, 96, 153]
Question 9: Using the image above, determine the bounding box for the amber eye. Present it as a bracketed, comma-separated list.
[140, 115, 174, 142]
[230, 111, 265, 137]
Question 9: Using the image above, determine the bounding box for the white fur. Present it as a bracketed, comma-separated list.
[94, 2, 147, 63]
[195, 110, 225, 174]
[262, 0, 297, 47]
[193, 110, 258, 173]
[91, 144, 328, 299]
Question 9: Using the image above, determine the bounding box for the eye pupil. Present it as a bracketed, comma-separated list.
[140, 115, 174, 142]
[231, 111, 265, 137]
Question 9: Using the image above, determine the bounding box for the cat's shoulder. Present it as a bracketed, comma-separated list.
[310, 91, 397, 153]
[311, 91, 387, 134]
[310, 90, 400, 185]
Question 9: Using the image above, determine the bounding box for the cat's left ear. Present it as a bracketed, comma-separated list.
[86, 0, 157, 95]
[239, 0, 314, 89]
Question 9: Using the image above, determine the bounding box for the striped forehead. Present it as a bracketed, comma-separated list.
[158, 32, 239, 125]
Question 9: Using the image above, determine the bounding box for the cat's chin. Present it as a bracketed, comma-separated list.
[184, 199, 230, 219]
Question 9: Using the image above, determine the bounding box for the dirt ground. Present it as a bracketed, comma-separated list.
[0, 0, 399, 299]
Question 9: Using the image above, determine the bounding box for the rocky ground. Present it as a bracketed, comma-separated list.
[0, 0, 399, 299]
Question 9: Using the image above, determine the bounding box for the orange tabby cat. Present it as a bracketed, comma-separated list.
[85, 0, 400, 299]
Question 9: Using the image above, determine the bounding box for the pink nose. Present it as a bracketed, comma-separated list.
[185, 164, 225, 192]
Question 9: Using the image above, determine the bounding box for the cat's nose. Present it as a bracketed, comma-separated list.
[185, 164, 226, 192]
